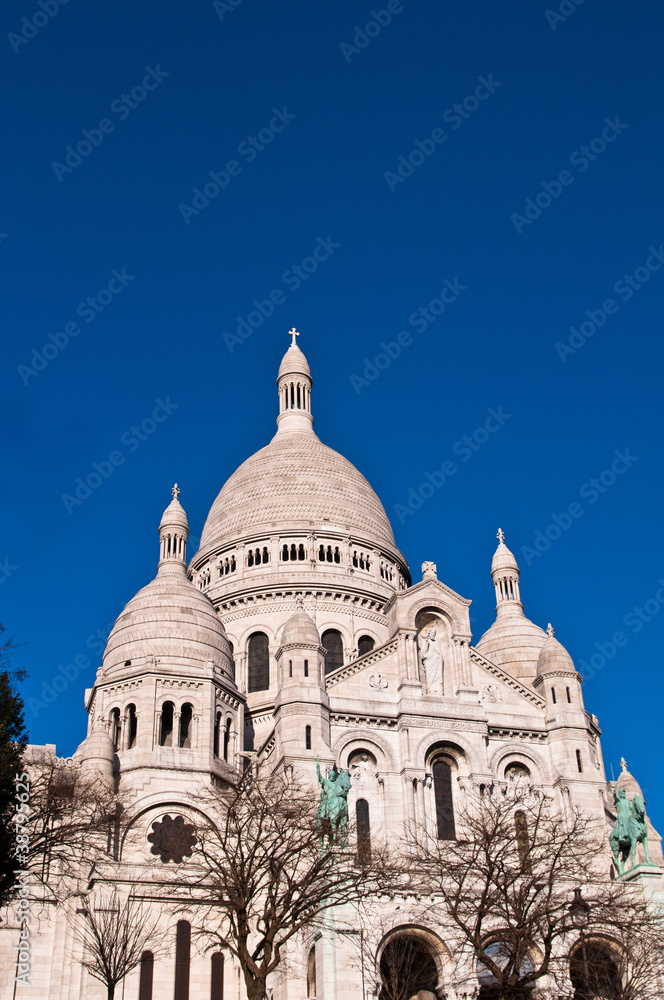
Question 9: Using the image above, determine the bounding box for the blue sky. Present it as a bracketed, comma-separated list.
[2, 0, 664, 821]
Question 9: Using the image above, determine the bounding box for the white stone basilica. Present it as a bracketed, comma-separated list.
[4, 332, 663, 1000]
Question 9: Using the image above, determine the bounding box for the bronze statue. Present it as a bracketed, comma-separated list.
[609, 787, 651, 875]
[316, 755, 351, 849]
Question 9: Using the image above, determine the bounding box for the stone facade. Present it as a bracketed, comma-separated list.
[2, 334, 662, 999]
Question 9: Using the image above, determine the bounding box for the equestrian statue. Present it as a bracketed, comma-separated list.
[316, 755, 351, 849]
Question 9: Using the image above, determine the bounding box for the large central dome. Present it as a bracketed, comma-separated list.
[195, 334, 400, 563]
[199, 430, 396, 551]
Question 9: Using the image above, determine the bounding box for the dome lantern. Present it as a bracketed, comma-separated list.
[491, 528, 523, 617]
[158, 484, 189, 576]
[276, 328, 314, 436]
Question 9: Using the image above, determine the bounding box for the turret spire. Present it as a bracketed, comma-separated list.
[490, 528, 523, 618]
[158, 486, 189, 575]
[275, 328, 315, 436]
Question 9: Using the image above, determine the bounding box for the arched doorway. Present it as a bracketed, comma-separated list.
[379, 934, 439, 1000]
[570, 940, 622, 999]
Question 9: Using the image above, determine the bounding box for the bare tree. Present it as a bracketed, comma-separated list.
[22, 752, 120, 900]
[406, 785, 664, 1000]
[378, 932, 439, 1000]
[75, 889, 162, 1000]
[194, 766, 386, 1000]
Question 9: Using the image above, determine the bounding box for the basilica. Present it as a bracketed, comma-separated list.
[3, 332, 662, 999]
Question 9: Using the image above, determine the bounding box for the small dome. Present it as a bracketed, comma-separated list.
[491, 538, 519, 575]
[280, 609, 320, 647]
[616, 759, 644, 802]
[476, 614, 547, 685]
[159, 489, 189, 532]
[536, 626, 576, 678]
[103, 571, 232, 672]
[278, 343, 311, 380]
[76, 727, 115, 777]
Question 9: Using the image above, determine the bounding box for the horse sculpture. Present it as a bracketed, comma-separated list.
[609, 788, 651, 875]
[316, 756, 351, 850]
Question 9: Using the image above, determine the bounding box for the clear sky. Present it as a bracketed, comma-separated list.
[3, 1, 663, 822]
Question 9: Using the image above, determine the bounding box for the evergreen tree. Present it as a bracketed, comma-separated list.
[0, 623, 28, 906]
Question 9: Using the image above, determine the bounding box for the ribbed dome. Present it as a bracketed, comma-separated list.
[476, 614, 547, 684]
[278, 343, 311, 379]
[199, 432, 397, 552]
[103, 571, 232, 670]
[280, 609, 320, 647]
[536, 628, 576, 678]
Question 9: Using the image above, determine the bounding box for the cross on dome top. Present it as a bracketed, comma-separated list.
[172, 483, 180, 500]
[497, 527, 505, 544]
[620, 757, 628, 772]
[289, 327, 300, 347]
[546, 623, 554, 638]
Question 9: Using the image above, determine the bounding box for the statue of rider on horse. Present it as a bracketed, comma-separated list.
[609, 770, 652, 876]
[316, 755, 351, 849]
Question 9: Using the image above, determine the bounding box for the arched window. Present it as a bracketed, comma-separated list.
[262, 546, 269, 563]
[551, 686, 557, 704]
[282, 544, 289, 561]
[179, 703, 193, 748]
[223, 718, 231, 762]
[318, 544, 325, 561]
[139, 950, 154, 1000]
[298, 543, 305, 560]
[304, 659, 308, 677]
[514, 810, 530, 872]
[380, 936, 437, 1000]
[211, 951, 224, 1000]
[174, 920, 191, 1000]
[432, 759, 456, 840]
[307, 945, 317, 998]
[159, 702, 174, 747]
[247, 549, 254, 567]
[248, 632, 270, 692]
[334, 547, 340, 563]
[576, 749, 583, 773]
[290, 543, 297, 560]
[127, 704, 137, 749]
[213, 711, 221, 757]
[570, 941, 621, 999]
[305, 725, 312, 750]
[322, 630, 343, 674]
[356, 798, 371, 863]
[357, 635, 375, 656]
[110, 707, 121, 751]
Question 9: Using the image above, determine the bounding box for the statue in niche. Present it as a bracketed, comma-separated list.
[420, 627, 444, 694]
